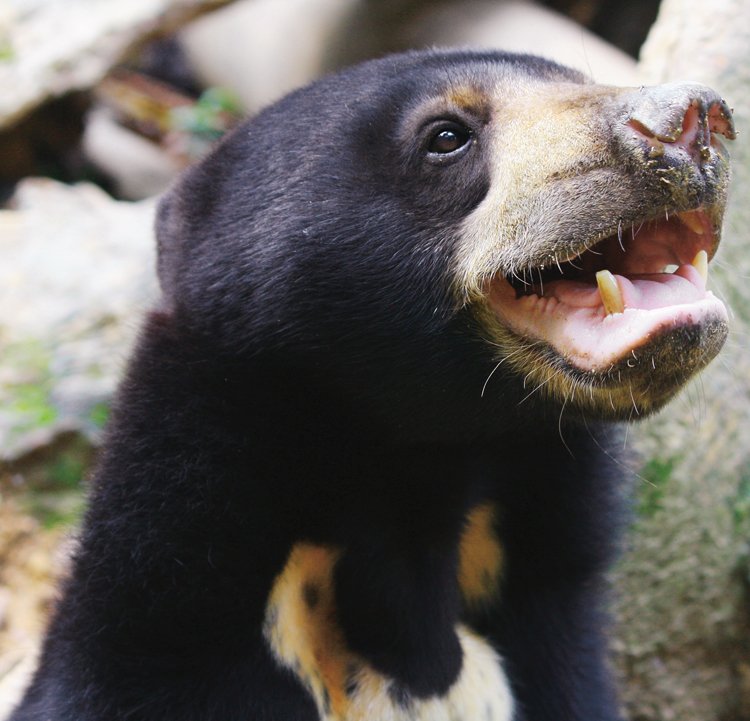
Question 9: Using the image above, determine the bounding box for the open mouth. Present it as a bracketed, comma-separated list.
[486, 208, 728, 372]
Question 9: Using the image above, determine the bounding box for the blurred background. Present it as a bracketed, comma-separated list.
[0, 0, 749, 719]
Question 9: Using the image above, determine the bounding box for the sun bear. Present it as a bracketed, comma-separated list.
[10, 49, 735, 721]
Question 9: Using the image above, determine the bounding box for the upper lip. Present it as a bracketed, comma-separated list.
[505, 207, 716, 297]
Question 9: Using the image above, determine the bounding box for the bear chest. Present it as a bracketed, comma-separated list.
[262, 505, 512, 721]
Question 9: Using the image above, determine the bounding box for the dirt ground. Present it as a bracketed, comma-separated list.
[0, 459, 82, 719]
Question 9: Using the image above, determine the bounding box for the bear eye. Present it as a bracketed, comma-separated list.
[427, 124, 473, 156]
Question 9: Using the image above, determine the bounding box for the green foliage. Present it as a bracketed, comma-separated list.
[636, 456, 679, 519]
[2, 341, 58, 436]
[47, 454, 86, 490]
[16, 441, 91, 530]
[25, 490, 84, 530]
[170, 86, 242, 143]
[8, 383, 58, 428]
[0, 39, 14, 62]
[732, 474, 750, 587]
[88, 402, 110, 430]
[199, 87, 242, 115]
[730, 473, 750, 534]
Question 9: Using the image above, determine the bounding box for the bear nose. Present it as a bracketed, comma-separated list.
[624, 83, 735, 165]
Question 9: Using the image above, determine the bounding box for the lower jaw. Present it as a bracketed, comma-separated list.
[486, 273, 728, 374]
[576, 317, 726, 417]
[479, 303, 729, 419]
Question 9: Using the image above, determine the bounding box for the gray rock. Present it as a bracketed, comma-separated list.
[82, 108, 183, 200]
[612, 2, 750, 719]
[0, 0, 234, 129]
[179, 0, 638, 118]
[330, 0, 639, 86]
[179, 0, 356, 115]
[0, 179, 158, 460]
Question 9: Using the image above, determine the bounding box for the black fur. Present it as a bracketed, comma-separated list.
[12, 50, 629, 721]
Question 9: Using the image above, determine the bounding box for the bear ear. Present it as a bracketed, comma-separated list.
[154, 189, 183, 303]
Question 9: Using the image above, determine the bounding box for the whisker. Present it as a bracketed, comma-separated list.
[617, 220, 625, 252]
[631, 220, 644, 239]
[557, 395, 574, 458]
[480, 342, 545, 396]
[480, 361, 504, 398]
[581, 415, 652, 487]
[628, 383, 640, 417]
[517, 372, 555, 405]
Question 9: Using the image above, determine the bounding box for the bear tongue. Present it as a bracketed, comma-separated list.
[543, 262, 707, 312]
[616, 265, 706, 310]
[487, 262, 726, 372]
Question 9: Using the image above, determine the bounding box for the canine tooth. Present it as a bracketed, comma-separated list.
[596, 270, 624, 315]
[681, 211, 705, 235]
[692, 249, 708, 282]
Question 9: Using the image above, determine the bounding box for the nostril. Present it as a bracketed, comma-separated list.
[628, 101, 703, 148]
[679, 103, 703, 148]
[627, 118, 655, 139]
[626, 118, 667, 159]
[676, 103, 711, 161]
[708, 100, 736, 141]
[626, 93, 735, 165]
[624, 84, 736, 156]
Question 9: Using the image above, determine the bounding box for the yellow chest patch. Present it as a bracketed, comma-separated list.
[263, 533, 512, 721]
[457, 503, 503, 609]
